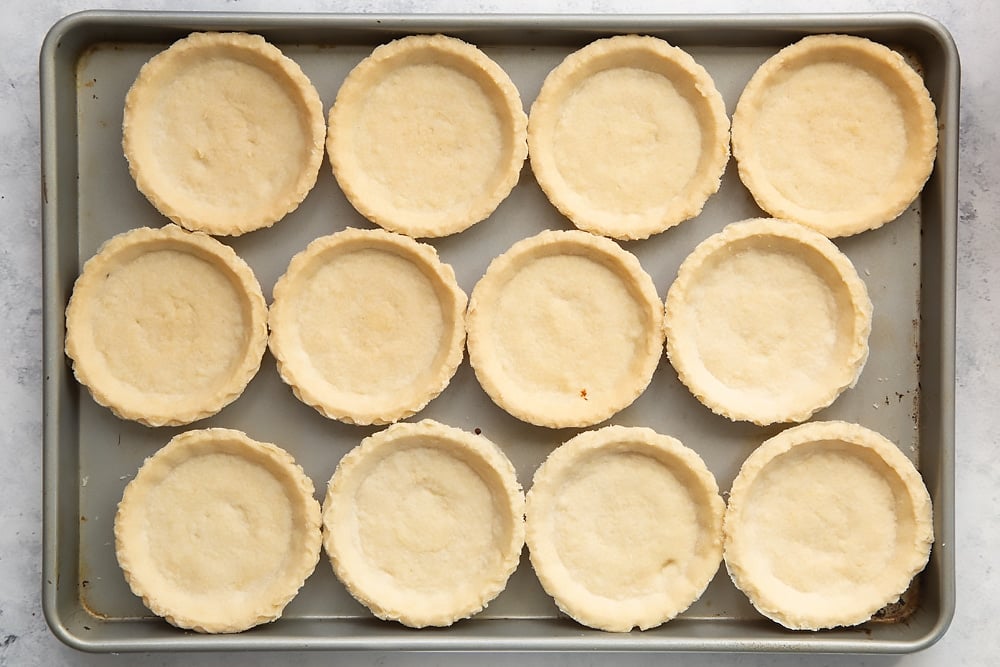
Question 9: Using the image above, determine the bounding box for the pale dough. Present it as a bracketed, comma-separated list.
[321, 419, 525, 628]
[467, 229, 665, 428]
[732, 34, 938, 237]
[114, 428, 322, 633]
[327, 34, 528, 237]
[526, 425, 725, 632]
[268, 228, 467, 425]
[64, 224, 268, 426]
[723, 421, 934, 630]
[664, 218, 872, 425]
[528, 35, 730, 240]
[123, 31, 326, 236]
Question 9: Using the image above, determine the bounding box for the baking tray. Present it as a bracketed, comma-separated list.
[40, 10, 957, 653]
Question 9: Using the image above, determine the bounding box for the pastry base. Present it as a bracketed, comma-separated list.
[723, 421, 934, 630]
[123, 31, 326, 236]
[268, 228, 467, 425]
[467, 229, 665, 428]
[114, 428, 322, 633]
[664, 218, 872, 425]
[327, 34, 528, 237]
[731, 34, 938, 237]
[321, 420, 525, 628]
[64, 224, 268, 426]
[526, 425, 725, 632]
[528, 34, 730, 240]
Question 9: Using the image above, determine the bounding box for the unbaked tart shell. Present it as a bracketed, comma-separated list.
[467, 229, 665, 428]
[723, 420, 934, 630]
[525, 425, 725, 632]
[268, 227, 467, 425]
[327, 34, 528, 238]
[114, 428, 322, 633]
[123, 31, 327, 236]
[664, 218, 872, 426]
[321, 419, 525, 628]
[731, 34, 938, 237]
[65, 224, 268, 427]
[528, 34, 730, 240]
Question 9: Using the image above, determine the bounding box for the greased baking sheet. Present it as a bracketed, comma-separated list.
[40, 10, 957, 653]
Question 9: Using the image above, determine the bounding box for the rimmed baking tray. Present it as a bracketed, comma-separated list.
[40, 9, 957, 653]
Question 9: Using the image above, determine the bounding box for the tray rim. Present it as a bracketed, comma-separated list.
[40, 8, 958, 654]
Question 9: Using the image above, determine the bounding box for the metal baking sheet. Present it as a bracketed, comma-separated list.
[40, 10, 957, 653]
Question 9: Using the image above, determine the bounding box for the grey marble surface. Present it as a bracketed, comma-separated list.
[3, 0, 997, 664]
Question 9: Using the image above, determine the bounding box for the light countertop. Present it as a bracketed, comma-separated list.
[3, 0, 997, 665]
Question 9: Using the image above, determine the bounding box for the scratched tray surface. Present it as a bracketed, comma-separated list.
[40, 11, 956, 653]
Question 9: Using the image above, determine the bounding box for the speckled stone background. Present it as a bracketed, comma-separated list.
[2, 0, 996, 665]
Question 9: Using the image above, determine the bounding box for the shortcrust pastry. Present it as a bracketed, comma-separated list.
[731, 34, 938, 237]
[123, 32, 326, 236]
[526, 425, 725, 632]
[528, 35, 730, 240]
[114, 428, 322, 633]
[268, 228, 467, 425]
[664, 218, 872, 425]
[467, 229, 665, 428]
[723, 421, 934, 630]
[327, 34, 528, 237]
[65, 225, 268, 427]
[321, 419, 525, 628]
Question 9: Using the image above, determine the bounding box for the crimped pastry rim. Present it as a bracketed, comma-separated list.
[327, 34, 528, 238]
[267, 227, 467, 425]
[528, 34, 731, 240]
[114, 428, 322, 633]
[122, 31, 327, 236]
[731, 33, 938, 237]
[664, 217, 872, 426]
[722, 420, 934, 630]
[466, 229, 665, 428]
[525, 425, 725, 632]
[64, 224, 268, 427]
[321, 419, 525, 628]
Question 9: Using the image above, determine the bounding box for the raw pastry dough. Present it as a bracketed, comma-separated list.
[123, 31, 326, 236]
[268, 228, 467, 425]
[528, 35, 730, 240]
[526, 425, 725, 632]
[723, 421, 934, 630]
[114, 428, 322, 633]
[664, 218, 872, 425]
[327, 34, 528, 237]
[321, 420, 525, 628]
[731, 34, 938, 237]
[467, 229, 665, 428]
[65, 224, 268, 427]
